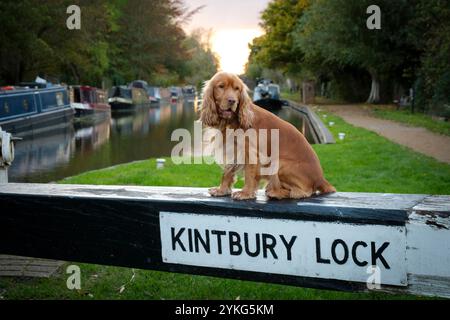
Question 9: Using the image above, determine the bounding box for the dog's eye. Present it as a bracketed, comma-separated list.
[218, 84, 225, 89]
[235, 87, 240, 91]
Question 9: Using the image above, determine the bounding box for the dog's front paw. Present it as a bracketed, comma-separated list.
[231, 190, 256, 200]
[208, 187, 231, 197]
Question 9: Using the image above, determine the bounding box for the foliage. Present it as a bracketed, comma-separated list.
[409, 0, 450, 117]
[0, 0, 111, 86]
[247, 0, 449, 112]
[295, 0, 414, 76]
[0, 0, 218, 87]
[247, 0, 309, 76]
[182, 29, 220, 90]
[294, 0, 418, 103]
[110, 0, 186, 83]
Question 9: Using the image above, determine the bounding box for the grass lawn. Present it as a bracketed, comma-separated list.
[280, 90, 302, 103]
[1, 110, 449, 300]
[371, 106, 450, 137]
[281, 90, 345, 105]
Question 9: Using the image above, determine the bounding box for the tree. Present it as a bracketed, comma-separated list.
[0, 0, 217, 88]
[408, 0, 450, 116]
[0, 0, 55, 84]
[248, 0, 309, 75]
[294, 0, 416, 103]
[183, 29, 219, 89]
[0, 0, 112, 86]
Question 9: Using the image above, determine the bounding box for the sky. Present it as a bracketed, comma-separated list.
[184, 0, 271, 74]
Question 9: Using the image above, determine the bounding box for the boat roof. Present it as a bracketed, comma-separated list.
[71, 85, 98, 91]
[0, 84, 66, 95]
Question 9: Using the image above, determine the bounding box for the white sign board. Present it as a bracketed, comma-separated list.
[160, 212, 407, 286]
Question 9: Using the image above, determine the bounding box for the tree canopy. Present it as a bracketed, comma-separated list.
[247, 0, 450, 113]
[0, 0, 218, 87]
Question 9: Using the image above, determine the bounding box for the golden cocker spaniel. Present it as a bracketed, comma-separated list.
[200, 71, 335, 200]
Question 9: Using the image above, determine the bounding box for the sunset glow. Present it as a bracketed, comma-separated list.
[211, 28, 263, 75]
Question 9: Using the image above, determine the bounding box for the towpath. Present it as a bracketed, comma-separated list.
[318, 104, 450, 164]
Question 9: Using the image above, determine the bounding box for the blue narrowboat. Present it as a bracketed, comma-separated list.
[0, 83, 74, 135]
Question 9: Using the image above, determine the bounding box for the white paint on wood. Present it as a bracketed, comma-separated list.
[406, 221, 450, 278]
[407, 274, 450, 298]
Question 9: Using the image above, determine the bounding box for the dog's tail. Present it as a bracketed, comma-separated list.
[315, 178, 336, 194]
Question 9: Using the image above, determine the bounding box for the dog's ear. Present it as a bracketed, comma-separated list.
[200, 80, 219, 127]
[238, 83, 254, 129]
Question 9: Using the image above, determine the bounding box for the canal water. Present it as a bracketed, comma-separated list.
[9, 99, 314, 183]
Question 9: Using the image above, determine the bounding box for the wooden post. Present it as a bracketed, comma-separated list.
[0, 183, 449, 298]
[0, 166, 6, 183]
[302, 81, 315, 104]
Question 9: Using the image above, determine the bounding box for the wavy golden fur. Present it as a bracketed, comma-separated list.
[200, 71, 335, 200]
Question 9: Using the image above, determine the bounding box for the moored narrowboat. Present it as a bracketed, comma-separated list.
[108, 86, 133, 109]
[182, 85, 196, 97]
[0, 83, 74, 135]
[108, 85, 148, 110]
[147, 86, 161, 104]
[70, 85, 110, 116]
[170, 86, 182, 103]
[129, 80, 160, 104]
[253, 79, 285, 109]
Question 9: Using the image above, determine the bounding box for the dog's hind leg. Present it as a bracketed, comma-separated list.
[265, 174, 290, 200]
[289, 187, 313, 199]
[266, 187, 291, 200]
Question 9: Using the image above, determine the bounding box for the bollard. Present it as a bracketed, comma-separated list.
[156, 158, 166, 170]
[0, 126, 15, 183]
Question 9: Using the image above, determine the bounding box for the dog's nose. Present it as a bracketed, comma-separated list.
[227, 98, 236, 105]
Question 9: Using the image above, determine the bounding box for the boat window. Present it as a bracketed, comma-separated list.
[82, 90, 91, 102]
[120, 87, 132, 99]
[268, 86, 279, 95]
[56, 92, 64, 106]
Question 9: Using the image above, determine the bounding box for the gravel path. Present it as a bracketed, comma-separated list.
[320, 104, 450, 164]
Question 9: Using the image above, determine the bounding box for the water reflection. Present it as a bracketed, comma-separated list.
[9, 99, 198, 182]
[11, 126, 75, 182]
[273, 107, 316, 143]
[9, 99, 313, 183]
[74, 113, 111, 152]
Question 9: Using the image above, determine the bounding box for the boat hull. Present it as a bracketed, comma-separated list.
[0, 86, 74, 136]
[0, 107, 74, 136]
[253, 98, 284, 110]
[72, 102, 111, 117]
[109, 100, 134, 111]
[108, 87, 151, 111]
